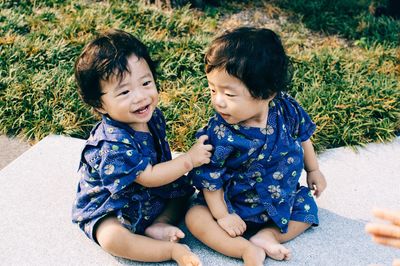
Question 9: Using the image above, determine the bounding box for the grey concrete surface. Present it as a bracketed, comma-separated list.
[0, 135, 399, 265]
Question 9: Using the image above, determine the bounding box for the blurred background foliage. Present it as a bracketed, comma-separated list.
[0, 0, 399, 151]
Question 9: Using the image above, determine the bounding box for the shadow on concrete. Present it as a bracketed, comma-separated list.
[119, 208, 400, 266]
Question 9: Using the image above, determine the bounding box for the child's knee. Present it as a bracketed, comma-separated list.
[95, 216, 127, 252]
[185, 207, 198, 226]
[185, 206, 206, 228]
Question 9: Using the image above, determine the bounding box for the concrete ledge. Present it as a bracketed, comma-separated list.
[0, 135, 399, 265]
[0, 136, 117, 265]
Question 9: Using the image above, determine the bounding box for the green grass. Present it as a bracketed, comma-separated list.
[276, 0, 399, 47]
[0, 0, 399, 152]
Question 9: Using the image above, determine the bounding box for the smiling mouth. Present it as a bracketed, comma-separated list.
[220, 112, 230, 118]
[134, 104, 150, 114]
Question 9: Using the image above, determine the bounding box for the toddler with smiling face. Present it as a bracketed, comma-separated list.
[72, 29, 212, 265]
[186, 27, 327, 265]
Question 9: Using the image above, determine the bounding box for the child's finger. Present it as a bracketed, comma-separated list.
[315, 183, 325, 197]
[176, 230, 185, 239]
[233, 227, 241, 236]
[204, 144, 213, 151]
[393, 258, 400, 266]
[373, 209, 400, 226]
[197, 135, 209, 144]
[236, 222, 245, 235]
[307, 179, 315, 190]
[241, 220, 247, 232]
[227, 228, 236, 237]
[239, 225, 245, 235]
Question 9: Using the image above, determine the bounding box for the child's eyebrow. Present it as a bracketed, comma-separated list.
[111, 72, 153, 92]
[138, 73, 153, 80]
[114, 81, 128, 92]
[208, 81, 237, 90]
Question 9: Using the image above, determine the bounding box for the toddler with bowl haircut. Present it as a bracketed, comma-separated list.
[72, 29, 212, 265]
[185, 27, 327, 265]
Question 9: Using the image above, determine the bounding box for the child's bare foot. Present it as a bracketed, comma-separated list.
[250, 233, 291, 261]
[145, 222, 185, 242]
[242, 244, 266, 266]
[172, 243, 202, 266]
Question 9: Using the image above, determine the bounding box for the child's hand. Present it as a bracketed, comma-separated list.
[187, 135, 213, 168]
[306, 169, 327, 198]
[365, 209, 400, 249]
[217, 213, 247, 237]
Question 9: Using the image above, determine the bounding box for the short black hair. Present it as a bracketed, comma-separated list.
[75, 29, 157, 109]
[205, 27, 291, 99]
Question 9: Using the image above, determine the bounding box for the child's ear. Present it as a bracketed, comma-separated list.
[95, 106, 107, 114]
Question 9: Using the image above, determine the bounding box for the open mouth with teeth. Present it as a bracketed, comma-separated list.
[134, 104, 150, 114]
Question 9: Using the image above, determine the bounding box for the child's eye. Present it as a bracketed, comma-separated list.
[143, 81, 152, 86]
[118, 90, 129, 96]
[225, 93, 236, 97]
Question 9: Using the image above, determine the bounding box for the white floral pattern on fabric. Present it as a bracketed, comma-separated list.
[189, 92, 318, 233]
[214, 124, 227, 139]
[72, 108, 194, 241]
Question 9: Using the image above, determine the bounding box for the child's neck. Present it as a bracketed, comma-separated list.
[130, 122, 150, 132]
[240, 105, 269, 128]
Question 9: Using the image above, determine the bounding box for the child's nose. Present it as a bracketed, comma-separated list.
[214, 93, 226, 108]
[130, 90, 146, 104]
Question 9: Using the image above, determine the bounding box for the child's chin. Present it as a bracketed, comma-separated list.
[224, 117, 239, 125]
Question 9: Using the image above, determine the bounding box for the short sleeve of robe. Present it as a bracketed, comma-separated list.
[189, 118, 234, 191]
[87, 140, 151, 195]
[283, 94, 316, 142]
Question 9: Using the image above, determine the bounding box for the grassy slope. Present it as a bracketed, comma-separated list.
[0, 0, 399, 151]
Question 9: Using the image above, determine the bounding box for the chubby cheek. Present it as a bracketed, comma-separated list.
[210, 97, 216, 108]
[153, 94, 159, 105]
[150, 90, 159, 106]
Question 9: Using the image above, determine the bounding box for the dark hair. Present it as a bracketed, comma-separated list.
[74, 29, 157, 109]
[205, 27, 291, 99]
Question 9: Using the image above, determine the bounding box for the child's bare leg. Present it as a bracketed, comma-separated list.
[145, 197, 188, 242]
[249, 220, 311, 261]
[96, 216, 201, 265]
[186, 205, 265, 266]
